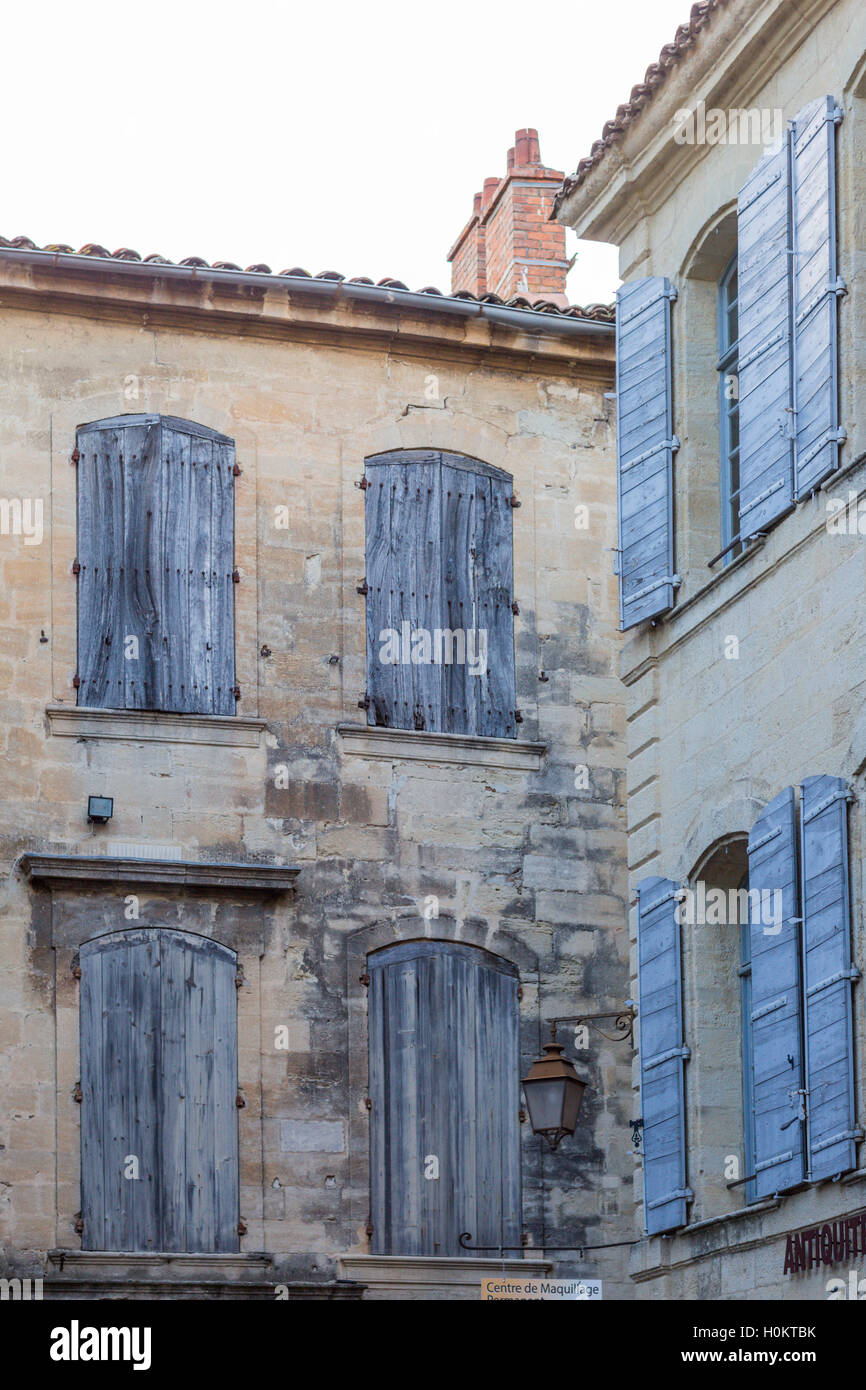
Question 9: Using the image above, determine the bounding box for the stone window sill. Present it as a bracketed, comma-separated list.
[337, 722, 546, 771]
[46, 704, 267, 748]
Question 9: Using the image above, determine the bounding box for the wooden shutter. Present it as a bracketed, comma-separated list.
[80, 928, 239, 1253]
[800, 775, 861, 1180]
[747, 788, 805, 1196]
[791, 97, 846, 496]
[76, 414, 236, 715]
[637, 876, 691, 1234]
[737, 141, 794, 539]
[367, 939, 521, 1256]
[615, 277, 679, 631]
[364, 451, 515, 736]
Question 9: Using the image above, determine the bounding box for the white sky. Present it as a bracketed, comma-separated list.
[3, 0, 691, 306]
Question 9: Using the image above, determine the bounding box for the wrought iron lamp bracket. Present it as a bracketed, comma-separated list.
[547, 1008, 636, 1047]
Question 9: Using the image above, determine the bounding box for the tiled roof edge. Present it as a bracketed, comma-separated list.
[0, 236, 615, 325]
[552, 0, 729, 215]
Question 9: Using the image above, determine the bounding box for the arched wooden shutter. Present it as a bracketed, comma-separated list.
[800, 775, 861, 1179]
[791, 97, 846, 496]
[746, 788, 805, 1196]
[615, 278, 679, 630]
[364, 451, 515, 736]
[637, 876, 691, 1233]
[79, 929, 239, 1253]
[76, 414, 236, 714]
[367, 940, 521, 1256]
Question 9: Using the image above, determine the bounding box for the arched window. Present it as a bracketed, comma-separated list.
[717, 254, 741, 564]
[363, 450, 516, 737]
[79, 928, 239, 1252]
[366, 939, 521, 1255]
[75, 415, 236, 714]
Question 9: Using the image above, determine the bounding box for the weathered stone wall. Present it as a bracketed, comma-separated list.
[0, 269, 631, 1296]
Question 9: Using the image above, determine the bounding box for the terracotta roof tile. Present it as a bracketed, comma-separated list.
[0, 234, 615, 323]
[553, 0, 729, 214]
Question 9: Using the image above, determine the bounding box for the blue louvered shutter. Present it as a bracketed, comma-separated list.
[737, 141, 795, 539]
[791, 97, 846, 495]
[800, 775, 862, 1180]
[747, 788, 805, 1196]
[637, 876, 691, 1234]
[615, 278, 679, 631]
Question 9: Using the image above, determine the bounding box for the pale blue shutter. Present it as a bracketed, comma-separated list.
[791, 97, 846, 496]
[747, 788, 805, 1196]
[800, 775, 861, 1180]
[637, 877, 691, 1234]
[737, 141, 795, 539]
[615, 278, 679, 631]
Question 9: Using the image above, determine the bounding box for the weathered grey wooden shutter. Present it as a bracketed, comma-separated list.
[791, 97, 846, 496]
[364, 451, 515, 736]
[637, 876, 691, 1234]
[367, 939, 521, 1256]
[80, 928, 239, 1253]
[615, 278, 679, 631]
[736, 140, 794, 539]
[800, 775, 861, 1180]
[76, 414, 236, 715]
[441, 455, 514, 738]
[746, 787, 805, 1196]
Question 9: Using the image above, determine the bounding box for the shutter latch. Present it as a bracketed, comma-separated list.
[238, 1220, 247, 1236]
[356, 579, 369, 595]
[511, 599, 520, 615]
[358, 694, 370, 711]
[514, 709, 523, 724]
[359, 972, 370, 987]
[355, 476, 370, 490]
[232, 569, 241, 584]
[232, 685, 241, 701]
[72, 674, 81, 689]
[236, 1090, 246, 1109]
[70, 448, 80, 465]
[71, 560, 81, 575]
[72, 1082, 82, 1104]
[509, 494, 521, 508]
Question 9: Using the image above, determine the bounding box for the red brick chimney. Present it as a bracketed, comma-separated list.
[447, 129, 569, 307]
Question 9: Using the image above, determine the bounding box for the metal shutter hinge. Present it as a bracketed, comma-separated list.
[232, 462, 241, 476]
[71, 560, 81, 575]
[232, 685, 241, 701]
[509, 495, 521, 508]
[70, 448, 79, 465]
[72, 674, 81, 689]
[235, 966, 245, 989]
[355, 476, 370, 490]
[232, 569, 241, 583]
[72, 1082, 82, 1103]
[364, 1096, 372, 1111]
[517, 985, 523, 1000]
[356, 579, 369, 595]
[238, 1220, 247, 1236]
[519, 1108, 527, 1124]
[365, 1219, 374, 1238]
[358, 694, 370, 710]
[514, 709, 523, 724]
[511, 599, 520, 615]
[74, 1213, 83, 1234]
[236, 1091, 246, 1109]
[359, 971, 370, 987]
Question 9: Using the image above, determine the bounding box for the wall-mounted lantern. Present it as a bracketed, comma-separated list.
[87, 795, 114, 825]
[521, 1007, 636, 1152]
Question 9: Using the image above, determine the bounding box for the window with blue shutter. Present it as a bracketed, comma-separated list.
[637, 876, 692, 1234]
[746, 787, 805, 1197]
[615, 278, 679, 630]
[791, 97, 846, 495]
[736, 96, 844, 539]
[76, 414, 236, 715]
[800, 775, 862, 1180]
[364, 450, 515, 736]
[736, 140, 795, 540]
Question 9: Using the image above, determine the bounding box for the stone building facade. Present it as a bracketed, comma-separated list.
[0, 145, 633, 1299]
[557, 0, 866, 1300]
